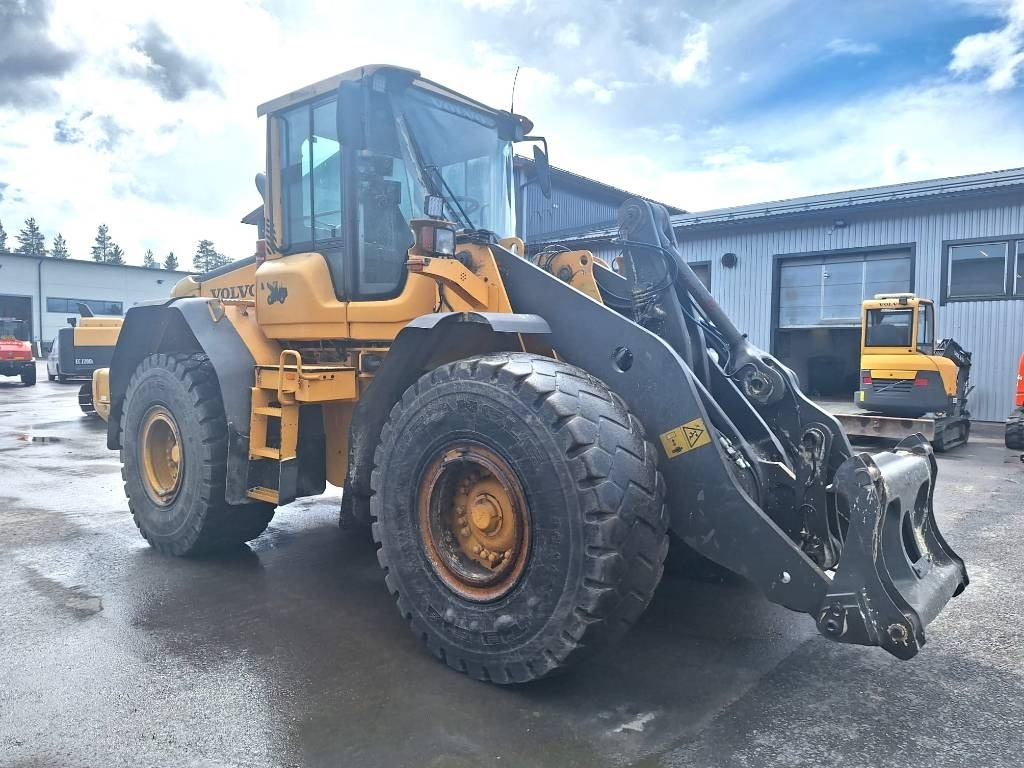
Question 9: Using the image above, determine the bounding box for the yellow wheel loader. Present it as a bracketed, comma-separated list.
[91, 65, 967, 683]
[834, 294, 972, 451]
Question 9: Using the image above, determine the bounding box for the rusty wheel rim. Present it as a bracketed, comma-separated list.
[140, 406, 183, 506]
[417, 443, 531, 601]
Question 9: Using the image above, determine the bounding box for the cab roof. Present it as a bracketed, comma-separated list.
[256, 64, 507, 121]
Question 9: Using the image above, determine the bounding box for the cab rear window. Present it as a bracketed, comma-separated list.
[865, 308, 912, 347]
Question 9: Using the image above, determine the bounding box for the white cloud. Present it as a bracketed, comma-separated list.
[572, 77, 616, 104]
[949, 0, 1024, 91]
[460, 0, 520, 10]
[667, 22, 710, 85]
[826, 38, 881, 56]
[555, 22, 581, 48]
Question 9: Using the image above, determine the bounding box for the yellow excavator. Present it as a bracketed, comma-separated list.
[835, 294, 972, 451]
[87, 65, 967, 683]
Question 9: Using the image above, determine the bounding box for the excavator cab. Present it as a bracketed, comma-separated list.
[96, 65, 968, 683]
[857, 293, 972, 449]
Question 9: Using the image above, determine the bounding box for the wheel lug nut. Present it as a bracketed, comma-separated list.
[459, 526, 470, 538]
[473, 544, 482, 554]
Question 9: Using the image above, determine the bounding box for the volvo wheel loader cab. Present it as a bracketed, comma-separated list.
[836, 293, 972, 451]
[0, 318, 35, 386]
[100, 64, 967, 683]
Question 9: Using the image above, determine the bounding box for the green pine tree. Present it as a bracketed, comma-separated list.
[0, 219, 7, 252]
[163, 251, 179, 270]
[16, 217, 47, 257]
[51, 233, 70, 259]
[108, 244, 125, 265]
[142, 248, 157, 268]
[91, 224, 113, 262]
[193, 239, 230, 273]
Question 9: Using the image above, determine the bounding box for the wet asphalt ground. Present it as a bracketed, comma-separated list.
[1, 362, 1022, 768]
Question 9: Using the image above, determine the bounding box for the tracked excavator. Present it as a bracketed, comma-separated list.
[89, 65, 967, 683]
[834, 294, 972, 451]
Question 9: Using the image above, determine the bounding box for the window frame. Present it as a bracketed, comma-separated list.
[689, 260, 711, 292]
[940, 234, 1024, 304]
[276, 96, 345, 254]
[864, 307, 914, 348]
[45, 297, 123, 316]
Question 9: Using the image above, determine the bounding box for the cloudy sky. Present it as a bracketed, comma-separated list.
[1, 0, 1023, 268]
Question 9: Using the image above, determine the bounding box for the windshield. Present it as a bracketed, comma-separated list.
[0, 320, 28, 341]
[394, 87, 515, 237]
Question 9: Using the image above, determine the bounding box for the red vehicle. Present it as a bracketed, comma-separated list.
[0, 318, 36, 386]
[1007, 353, 1024, 450]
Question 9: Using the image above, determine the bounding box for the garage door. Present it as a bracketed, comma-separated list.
[778, 250, 911, 328]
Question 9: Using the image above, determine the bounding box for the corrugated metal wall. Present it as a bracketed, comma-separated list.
[670, 193, 1024, 421]
[516, 170, 622, 241]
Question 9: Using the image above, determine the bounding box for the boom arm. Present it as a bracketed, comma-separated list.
[496, 198, 967, 659]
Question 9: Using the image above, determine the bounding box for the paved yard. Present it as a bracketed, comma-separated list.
[1, 363, 1021, 767]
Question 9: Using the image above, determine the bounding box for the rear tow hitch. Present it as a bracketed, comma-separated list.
[819, 434, 968, 659]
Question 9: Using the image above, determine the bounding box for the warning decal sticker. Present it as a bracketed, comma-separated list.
[659, 417, 712, 458]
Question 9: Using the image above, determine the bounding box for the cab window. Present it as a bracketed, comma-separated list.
[865, 308, 912, 347]
[277, 98, 346, 294]
[916, 303, 934, 353]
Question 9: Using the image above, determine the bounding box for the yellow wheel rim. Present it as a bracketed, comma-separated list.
[418, 443, 531, 602]
[140, 406, 183, 506]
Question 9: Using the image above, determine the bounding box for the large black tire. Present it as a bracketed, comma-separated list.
[120, 353, 274, 555]
[1007, 408, 1024, 451]
[21, 366, 36, 386]
[371, 353, 668, 684]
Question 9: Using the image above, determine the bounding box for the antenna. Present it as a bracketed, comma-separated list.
[510, 66, 520, 115]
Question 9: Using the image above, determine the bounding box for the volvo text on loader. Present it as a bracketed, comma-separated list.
[91, 65, 967, 683]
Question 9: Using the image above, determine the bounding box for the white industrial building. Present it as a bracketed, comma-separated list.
[0, 252, 190, 352]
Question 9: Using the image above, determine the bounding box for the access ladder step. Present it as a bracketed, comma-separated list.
[254, 364, 357, 403]
[247, 486, 280, 505]
[250, 446, 282, 460]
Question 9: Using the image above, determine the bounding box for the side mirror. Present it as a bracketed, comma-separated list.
[532, 143, 552, 199]
[337, 80, 366, 149]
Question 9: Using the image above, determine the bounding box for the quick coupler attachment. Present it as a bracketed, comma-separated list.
[817, 434, 968, 659]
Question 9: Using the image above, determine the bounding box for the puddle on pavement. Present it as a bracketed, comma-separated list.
[23, 565, 103, 618]
[0, 433, 67, 451]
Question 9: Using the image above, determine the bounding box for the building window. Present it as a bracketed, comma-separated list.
[944, 236, 1024, 302]
[46, 297, 123, 316]
[691, 261, 711, 291]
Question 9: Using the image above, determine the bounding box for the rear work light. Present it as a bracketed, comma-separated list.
[862, 376, 872, 385]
